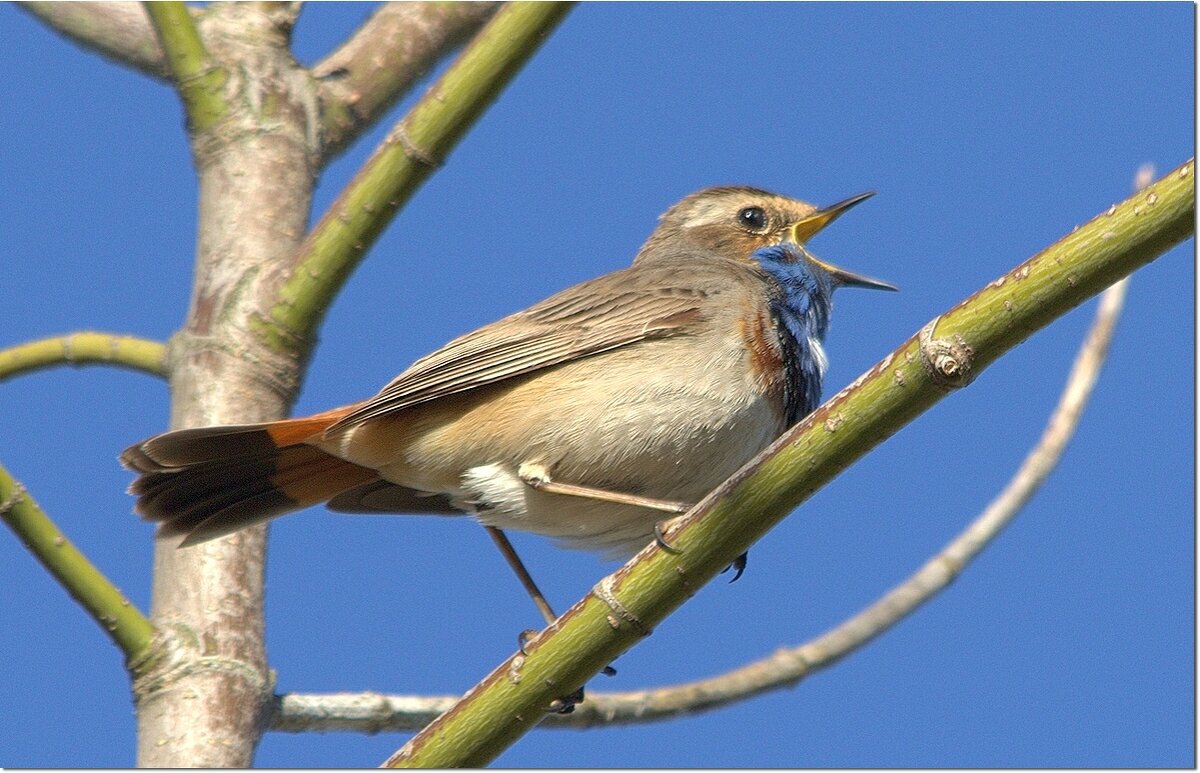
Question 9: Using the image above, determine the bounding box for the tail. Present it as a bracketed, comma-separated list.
[121, 406, 379, 546]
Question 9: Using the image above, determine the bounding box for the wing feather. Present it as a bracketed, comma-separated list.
[325, 264, 717, 432]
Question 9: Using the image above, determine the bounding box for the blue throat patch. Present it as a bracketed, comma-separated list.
[750, 243, 835, 425]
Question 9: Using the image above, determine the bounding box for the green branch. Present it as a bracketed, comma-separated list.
[256, 1, 575, 352]
[0, 464, 155, 662]
[144, 1, 229, 133]
[385, 160, 1195, 767]
[0, 332, 167, 383]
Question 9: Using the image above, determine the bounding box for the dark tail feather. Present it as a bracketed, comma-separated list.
[122, 410, 378, 545]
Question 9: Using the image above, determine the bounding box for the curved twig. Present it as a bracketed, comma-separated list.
[0, 332, 167, 383]
[21, 2, 172, 79]
[314, 1, 501, 161]
[0, 463, 155, 661]
[268, 268, 1133, 734]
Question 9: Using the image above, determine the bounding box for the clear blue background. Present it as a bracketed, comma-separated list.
[1, 3, 1193, 768]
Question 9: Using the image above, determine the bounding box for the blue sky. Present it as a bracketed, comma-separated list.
[0, 3, 1193, 768]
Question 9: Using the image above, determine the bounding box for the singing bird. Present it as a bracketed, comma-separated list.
[123, 187, 894, 563]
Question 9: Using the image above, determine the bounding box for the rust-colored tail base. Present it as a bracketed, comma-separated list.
[121, 407, 378, 546]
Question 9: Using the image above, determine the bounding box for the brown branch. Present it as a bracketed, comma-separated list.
[314, 1, 501, 161]
[21, 2, 171, 79]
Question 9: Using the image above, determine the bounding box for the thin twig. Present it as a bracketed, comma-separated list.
[0, 463, 155, 661]
[0, 332, 167, 383]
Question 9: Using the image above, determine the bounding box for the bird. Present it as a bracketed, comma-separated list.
[122, 186, 895, 572]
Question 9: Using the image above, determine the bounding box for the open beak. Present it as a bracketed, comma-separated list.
[786, 191, 898, 292]
[789, 191, 876, 242]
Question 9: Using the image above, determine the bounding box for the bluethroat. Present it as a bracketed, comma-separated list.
[123, 187, 895, 580]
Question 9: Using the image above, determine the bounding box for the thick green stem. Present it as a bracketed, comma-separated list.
[386, 160, 1194, 768]
[0, 464, 155, 662]
[257, 1, 574, 352]
[0, 332, 167, 382]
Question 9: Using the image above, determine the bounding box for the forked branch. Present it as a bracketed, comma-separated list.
[144, 1, 231, 134]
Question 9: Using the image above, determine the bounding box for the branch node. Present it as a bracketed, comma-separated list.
[591, 575, 651, 638]
[169, 328, 303, 405]
[934, 552, 966, 583]
[779, 646, 816, 679]
[918, 316, 976, 391]
[174, 60, 221, 89]
[390, 122, 442, 169]
[131, 623, 273, 704]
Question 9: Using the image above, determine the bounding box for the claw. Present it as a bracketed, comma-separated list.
[654, 520, 683, 554]
[720, 552, 748, 582]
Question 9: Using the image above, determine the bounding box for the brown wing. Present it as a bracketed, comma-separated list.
[325, 262, 716, 433]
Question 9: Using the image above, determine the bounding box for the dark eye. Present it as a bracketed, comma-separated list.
[737, 206, 768, 231]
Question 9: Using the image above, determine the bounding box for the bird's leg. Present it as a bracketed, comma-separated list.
[489, 461, 690, 703]
[518, 462, 692, 513]
[485, 525, 557, 627]
[516, 464, 729, 576]
[519, 461, 693, 563]
[484, 526, 612, 714]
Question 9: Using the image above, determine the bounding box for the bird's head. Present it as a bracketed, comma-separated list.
[635, 186, 896, 292]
